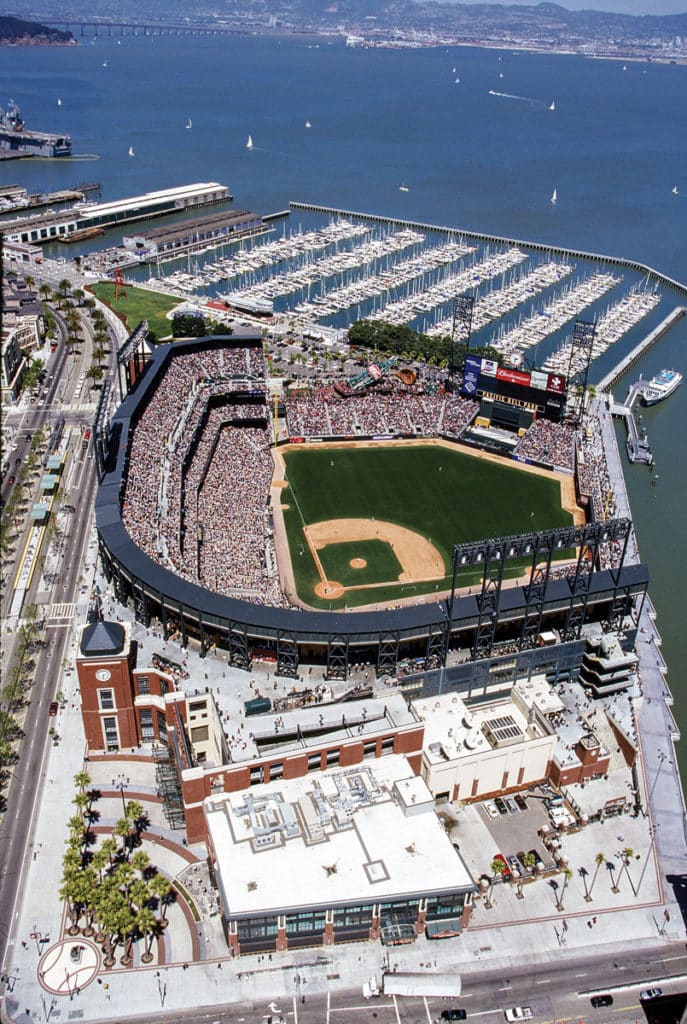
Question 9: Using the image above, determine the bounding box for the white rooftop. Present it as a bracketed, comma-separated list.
[415, 689, 548, 765]
[205, 755, 475, 918]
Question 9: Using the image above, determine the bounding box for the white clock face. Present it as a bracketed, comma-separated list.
[95, 669, 111, 682]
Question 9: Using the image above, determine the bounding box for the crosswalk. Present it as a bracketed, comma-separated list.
[45, 602, 76, 622]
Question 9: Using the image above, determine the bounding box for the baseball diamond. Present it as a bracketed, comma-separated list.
[94, 336, 649, 679]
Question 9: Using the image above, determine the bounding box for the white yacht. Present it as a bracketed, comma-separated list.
[641, 369, 682, 406]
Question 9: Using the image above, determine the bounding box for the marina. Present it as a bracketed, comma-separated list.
[98, 206, 684, 394]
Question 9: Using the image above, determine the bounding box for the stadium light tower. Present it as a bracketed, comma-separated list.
[449, 294, 475, 386]
[567, 319, 596, 426]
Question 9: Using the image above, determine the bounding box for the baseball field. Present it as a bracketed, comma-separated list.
[274, 440, 580, 610]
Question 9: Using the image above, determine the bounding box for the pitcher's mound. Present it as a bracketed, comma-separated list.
[350, 558, 367, 569]
[315, 580, 345, 600]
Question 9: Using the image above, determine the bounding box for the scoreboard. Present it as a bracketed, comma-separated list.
[462, 355, 567, 422]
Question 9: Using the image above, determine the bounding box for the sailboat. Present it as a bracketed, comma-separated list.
[305, 120, 312, 128]
[672, 186, 679, 195]
[499, 72, 504, 78]
[57, 97, 62, 107]
[128, 146, 135, 157]
[549, 100, 555, 111]
[550, 187, 557, 205]
[455, 77, 460, 84]
[102, 60, 108, 68]
[399, 184, 409, 192]
[246, 134, 253, 150]
[186, 118, 192, 129]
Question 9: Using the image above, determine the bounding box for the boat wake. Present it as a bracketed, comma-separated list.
[488, 90, 550, 109]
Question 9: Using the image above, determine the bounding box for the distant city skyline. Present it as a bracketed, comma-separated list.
[453, 0, 687, 14]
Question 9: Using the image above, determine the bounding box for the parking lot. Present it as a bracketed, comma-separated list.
[454, 787, 563, 883]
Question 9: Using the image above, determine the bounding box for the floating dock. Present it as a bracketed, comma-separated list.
[609, 379, 657, 465]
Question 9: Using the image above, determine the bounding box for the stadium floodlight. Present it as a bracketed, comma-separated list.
[449, 294, 475, 382]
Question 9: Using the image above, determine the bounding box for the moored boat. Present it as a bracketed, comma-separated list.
[641, 369, 682, 406]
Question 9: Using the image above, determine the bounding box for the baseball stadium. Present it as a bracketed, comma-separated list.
[94, 333, 648, 683]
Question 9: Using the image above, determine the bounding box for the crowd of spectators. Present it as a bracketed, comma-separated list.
[285, 386, 479, 439]
[576, 414, 622, 569]
[513, 418, 577, 473]
[121, 343, 285, 603]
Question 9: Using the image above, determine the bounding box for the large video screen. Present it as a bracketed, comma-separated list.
[462, 356, 566, 421]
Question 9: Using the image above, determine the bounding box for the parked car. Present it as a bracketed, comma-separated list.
[590, 995, 613, 1008]
[505, 797, 519, 814]
[48, 700, 59, 717]
[640, 989, 662, 1001]
[441, 1011, 467, 1021]
[515, 794, 528, 811]
[504, 1007, 532, 1022]
[7, 475, 15, 486]
[494, 797, 508, 815]
[507, 855, 522, 875]
[484, 801, 499, 819]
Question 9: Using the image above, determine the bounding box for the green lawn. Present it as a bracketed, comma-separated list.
[281, 443, 573, 609]
[87, 282, 177, 339]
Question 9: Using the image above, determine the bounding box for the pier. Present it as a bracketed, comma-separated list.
[290, 202, 687, 299]
[596, 306, 687, 391]
[608, 379, 659, 466]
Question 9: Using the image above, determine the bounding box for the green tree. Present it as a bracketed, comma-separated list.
[137, 906, 158, 963]
[149, 873, 173, 928]
[588, 851, 605, 899]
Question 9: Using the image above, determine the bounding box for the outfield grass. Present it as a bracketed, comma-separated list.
[88, 282, 177, 339]
[281, 443, 574, 609]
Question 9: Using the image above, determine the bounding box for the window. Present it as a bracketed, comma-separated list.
[268, 763, 283, 780]
[189, 700, 206, 713]
[285, 910, 326, 935]
[333, 905, 372, 928]
[307, 753, 321, 771]
[102, 717, 119, 752]
[139, 708, 154, 741]
[156, 710, 167, 742]
[425, 893, 464, 919]
[98, 689, 114, 710]
[250, 766, 264, 784]
[137, 675, 150, 695]
[325, 750, 340, 767]
[236, 916, 278, 941]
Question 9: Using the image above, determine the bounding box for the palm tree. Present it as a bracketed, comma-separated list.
[588, 852, 605, 899]
[39, 283, 52, 302]
[60, 864, 85, 935]
[137, 907, 158, 964]
[607, 858, 620, 894]
[579, 865, 592, 902]
[149, 873, 173, 928]
[72, 288, 85, 306]
[115, 816, 133, 858]
[86, 364, 104, 390]
[74, 770, 92, 792]
[57, 278, 72, 305]
[621, 847, 636, 895]
[558, 867, 573, 910]
[24, 274, 35, 290]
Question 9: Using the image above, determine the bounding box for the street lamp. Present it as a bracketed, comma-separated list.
[112, 773, 130, 817]
[155, 970, 167, 1008]
[635, 822, 661, 897]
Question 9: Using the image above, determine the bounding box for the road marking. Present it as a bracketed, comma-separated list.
[423, 995, 433, 1024]
[326, 990, 330, 1024]
[292, 994, 298, 1024]
[498, 986, 512, 991]
[575, 973, 588, 978]
[536, 979, 551, 985]
[392, 993, 401, 1024]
